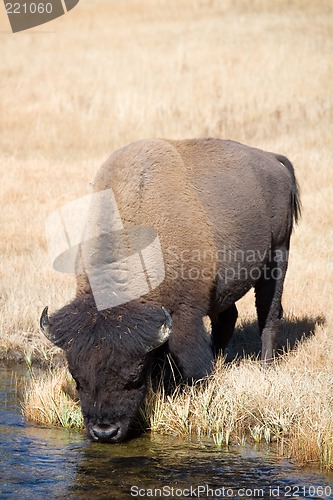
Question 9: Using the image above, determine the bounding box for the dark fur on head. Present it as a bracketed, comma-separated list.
[47, 296, 170, 442]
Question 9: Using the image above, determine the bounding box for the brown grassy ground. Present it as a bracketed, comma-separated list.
[1, 0, 332, 467]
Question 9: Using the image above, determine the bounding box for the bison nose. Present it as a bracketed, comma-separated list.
[90, 423, 120, 442]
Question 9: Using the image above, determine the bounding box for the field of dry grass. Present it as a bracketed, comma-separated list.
[1, 0, 332, 468]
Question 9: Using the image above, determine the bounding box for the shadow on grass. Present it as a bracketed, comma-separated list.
[225, 314, 325, 362]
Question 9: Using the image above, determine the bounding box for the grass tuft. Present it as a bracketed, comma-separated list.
[142, 346, 333, 469]
[21, 368, 83, 430]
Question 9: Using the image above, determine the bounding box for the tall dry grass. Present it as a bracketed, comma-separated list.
[21, 367, 83, 429]
[144, 325, 333, 469]
[1, 0, 332, 468]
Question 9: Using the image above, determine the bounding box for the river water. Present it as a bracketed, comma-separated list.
[0, 366, 332, 500]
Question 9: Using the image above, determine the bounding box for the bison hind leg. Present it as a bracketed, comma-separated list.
[211, 303, 238, 358]
[255, 246, 288, 362]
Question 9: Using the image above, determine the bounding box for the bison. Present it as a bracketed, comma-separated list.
[41, 138, 300, 443]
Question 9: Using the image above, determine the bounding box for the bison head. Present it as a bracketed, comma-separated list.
[40, 297, 171, 443]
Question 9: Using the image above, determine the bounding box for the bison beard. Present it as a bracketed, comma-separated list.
[41, 138, 300, 443]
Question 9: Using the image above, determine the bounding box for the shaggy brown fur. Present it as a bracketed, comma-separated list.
[42, 137, 300, 443]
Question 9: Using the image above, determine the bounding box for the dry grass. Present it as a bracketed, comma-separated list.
[21, 367, 83, 429]
[144, 325, 333, 469]
[1, 0, 332, 468]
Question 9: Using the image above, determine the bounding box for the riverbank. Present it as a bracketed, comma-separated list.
[20, 324, 333, 470]
[3, 363, 332, 499]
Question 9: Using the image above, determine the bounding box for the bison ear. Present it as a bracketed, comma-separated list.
[145, 307, 172, 353]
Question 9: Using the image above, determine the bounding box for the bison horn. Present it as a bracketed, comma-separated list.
[146, 307, 172, 353]
[162, 306, 172, 331]
[40, 306, 51, 340]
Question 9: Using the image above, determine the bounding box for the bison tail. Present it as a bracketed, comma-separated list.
[275, 154, 302, 225]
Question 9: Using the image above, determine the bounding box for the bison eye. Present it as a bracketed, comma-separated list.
[124, 376, 145, 390]
[127, 381, 144, 390]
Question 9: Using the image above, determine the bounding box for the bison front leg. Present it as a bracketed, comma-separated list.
[168, 304, 214, 381]
[255, 247, 288, 362]
[211, 303, 238, 357]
